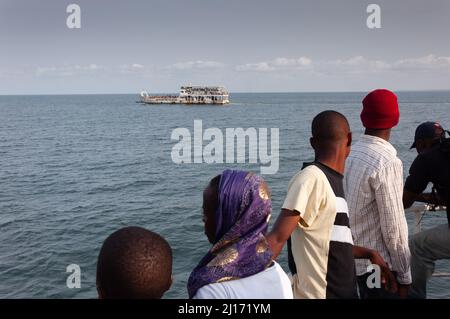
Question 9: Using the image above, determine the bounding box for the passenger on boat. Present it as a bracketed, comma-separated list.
[266, 110, 395, 299]
[344, 90, 411, 299]
[187, 170, 293, 299]
[403, 122, 450, 298]
[96, 226, 173, 299]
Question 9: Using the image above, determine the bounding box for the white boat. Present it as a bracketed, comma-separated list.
[140, 86, 230, 105]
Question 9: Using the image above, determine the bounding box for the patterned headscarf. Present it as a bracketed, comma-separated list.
[187, 170, 273, 298]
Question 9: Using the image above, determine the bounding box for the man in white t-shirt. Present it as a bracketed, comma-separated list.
[267, 111, 396, 299]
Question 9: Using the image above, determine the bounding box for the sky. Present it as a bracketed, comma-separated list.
[1, 0, 450, 94]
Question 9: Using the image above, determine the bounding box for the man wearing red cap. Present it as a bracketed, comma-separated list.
[344, 89, 412, 299]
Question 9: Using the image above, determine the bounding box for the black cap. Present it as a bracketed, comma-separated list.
[410, 121, 445, 149]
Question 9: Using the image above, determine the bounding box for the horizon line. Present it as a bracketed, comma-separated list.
[1, 89, 450, 96]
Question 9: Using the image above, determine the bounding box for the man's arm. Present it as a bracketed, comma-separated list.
[404, 155, 431, 209]
[268, 169, 322, 259]
[404, 190, 445, 209]
[403, 190, 420, 209]
[353, 246, 398, 293]
[266, 209, 301, 259]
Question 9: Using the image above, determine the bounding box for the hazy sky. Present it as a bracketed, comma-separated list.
[1, 0, 450, 94]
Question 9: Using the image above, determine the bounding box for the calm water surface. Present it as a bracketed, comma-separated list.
[0, 92, 449, 298]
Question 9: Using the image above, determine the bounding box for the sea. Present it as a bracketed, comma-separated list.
[0, 91, 449, 299]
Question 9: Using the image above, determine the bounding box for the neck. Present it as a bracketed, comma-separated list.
[315, 151, 345, 175]
[365, 128, 391, 141]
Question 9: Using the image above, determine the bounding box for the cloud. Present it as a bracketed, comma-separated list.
[35, 60, 225, 77]
[322, 56, 390, 74]
[273, 57, 312, 67]
[35, 63, 152, 77]
[168, 60, 225, 70]
[32, 54, 450, 80]
[235, 54, 450, 76]
[236, 57, 312, 72]
[392, 54, 450, 71]
[119, 63, 150, 74]
[36, 64, 101, 76]
[0, 67, 31, 79]
[321, 54, 450, 75]
[235, 62, 274, 72]
[131, 63, 144, 69]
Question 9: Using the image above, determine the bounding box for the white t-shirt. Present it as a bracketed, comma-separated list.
[193, 261, 293, 299]
[282, 163, 357, 299]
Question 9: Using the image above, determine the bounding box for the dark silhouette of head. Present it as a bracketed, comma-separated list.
[203, 175, 220, 244]
[96, 226, 172, 299]
[310, 110, 352, 173]
[411, 122, 446, 154]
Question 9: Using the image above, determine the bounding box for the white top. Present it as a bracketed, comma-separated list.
[282, 164, 356, 299]
[343, 134, 412, 284]
[193, 261, 293, 299]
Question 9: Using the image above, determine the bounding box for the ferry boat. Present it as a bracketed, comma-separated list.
[140, 86, 230, 105]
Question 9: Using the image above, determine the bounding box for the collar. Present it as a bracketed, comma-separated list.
[359, 134, 398, 157]
[313, 161, 344, 179]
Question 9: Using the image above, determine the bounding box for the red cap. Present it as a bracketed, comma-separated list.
[361, 89, 400, 129]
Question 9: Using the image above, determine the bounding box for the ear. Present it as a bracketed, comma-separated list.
[163, 275, 173, 295]
[347, 132, 352, 147]
[310, 137, 315, 150]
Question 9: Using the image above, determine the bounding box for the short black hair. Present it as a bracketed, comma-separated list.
[311, 110, 350, 145]
[96, 226, 172, 299]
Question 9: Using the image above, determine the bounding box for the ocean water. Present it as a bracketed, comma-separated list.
[0, 92, 449, 299]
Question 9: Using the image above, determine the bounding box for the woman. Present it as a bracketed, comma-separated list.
[187, 170, 293, 299]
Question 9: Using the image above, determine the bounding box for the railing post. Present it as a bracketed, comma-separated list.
[414, 211, 422, 234]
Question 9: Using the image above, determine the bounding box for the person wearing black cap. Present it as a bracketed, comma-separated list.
[403, 121, 450, 299]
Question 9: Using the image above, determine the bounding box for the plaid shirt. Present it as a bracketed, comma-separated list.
[344, 134, 412, 284]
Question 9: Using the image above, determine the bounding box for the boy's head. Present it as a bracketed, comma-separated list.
[311, 110, 352, 160]
[96, 226, 172, 299]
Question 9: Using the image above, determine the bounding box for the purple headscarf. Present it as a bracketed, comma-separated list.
[187, 170, 273, 298]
